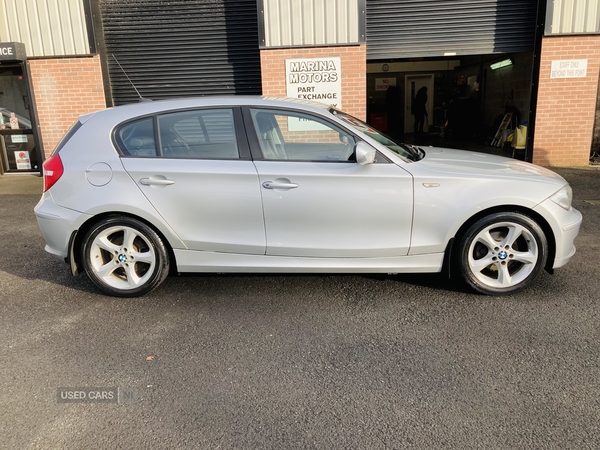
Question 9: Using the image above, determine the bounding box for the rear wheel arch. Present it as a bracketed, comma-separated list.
[70, 212, 178, 278]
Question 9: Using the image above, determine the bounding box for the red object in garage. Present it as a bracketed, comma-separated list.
[370, 112, 388, 132]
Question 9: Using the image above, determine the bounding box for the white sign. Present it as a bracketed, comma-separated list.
[375, 78, 396, 91]
[9, 112, 19, 129]
[14, 150, 31, 170]
[11, 135, 28, 143]
[286, 57, 342, 109]
[550, 59, 588, 79]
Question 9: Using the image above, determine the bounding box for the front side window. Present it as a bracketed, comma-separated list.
[250, 108, 355, 162]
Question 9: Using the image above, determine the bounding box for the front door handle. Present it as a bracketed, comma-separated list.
[262, 180, 298, 190]
[140, 177, 175, 186]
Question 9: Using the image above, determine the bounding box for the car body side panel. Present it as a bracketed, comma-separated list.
[121, 158, 266, 254]
[408, 176, 541, 254]
[253, 160, 414, 258]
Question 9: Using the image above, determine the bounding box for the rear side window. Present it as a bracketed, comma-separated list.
[115, 118, 157, 157]
[115, 109, 239, 160]
[158, 109, 239, 159]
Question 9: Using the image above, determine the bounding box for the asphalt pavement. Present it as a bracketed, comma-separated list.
[0, 167, 599, 449]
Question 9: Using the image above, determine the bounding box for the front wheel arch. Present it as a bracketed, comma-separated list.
[452, 210, 550, 295]
[450, 205, 556, 275]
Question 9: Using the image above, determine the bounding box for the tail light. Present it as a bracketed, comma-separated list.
[43, 154, 64, 192]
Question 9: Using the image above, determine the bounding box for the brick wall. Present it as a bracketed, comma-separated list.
[260, 45, 366, 121]
[29, 55, 106, 158]
[534, 35, 600, 166]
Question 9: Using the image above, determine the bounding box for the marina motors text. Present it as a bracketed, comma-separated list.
[288, 60, 338, 83]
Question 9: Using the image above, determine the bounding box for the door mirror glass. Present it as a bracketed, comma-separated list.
[355, 141, 376, 166]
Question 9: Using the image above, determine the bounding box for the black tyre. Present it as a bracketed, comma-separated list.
[82, 216, 170, 297]
[457, 212, 548, 295]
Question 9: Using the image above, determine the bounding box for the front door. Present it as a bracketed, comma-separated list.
[246, 107, 413, 258]
[0, 64, 38, 173]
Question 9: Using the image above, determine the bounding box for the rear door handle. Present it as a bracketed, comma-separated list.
[140, 177, 175, 186]
[262, 180, 298, 190]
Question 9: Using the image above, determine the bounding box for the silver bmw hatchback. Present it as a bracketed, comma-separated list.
[35, 96, 582, 297]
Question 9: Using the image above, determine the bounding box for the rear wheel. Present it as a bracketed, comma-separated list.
[82, 216, 169, 297]
[457, 212, 548, 295]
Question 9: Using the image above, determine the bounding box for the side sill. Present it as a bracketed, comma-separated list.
[172, 249, 445, 274]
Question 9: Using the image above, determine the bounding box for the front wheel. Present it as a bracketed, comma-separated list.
[82, 216, 170, 297]
[456, 212, 548, 295]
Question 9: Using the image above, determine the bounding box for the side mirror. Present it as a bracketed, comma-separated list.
[355, 141, 376, 166]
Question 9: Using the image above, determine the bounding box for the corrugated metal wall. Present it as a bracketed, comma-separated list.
[546, 0, 600, 34]
[100, 0, 262, 105]
[261, 0, 360, 47]
[367, 0, 537, 59]
[0, 0, 89, 56]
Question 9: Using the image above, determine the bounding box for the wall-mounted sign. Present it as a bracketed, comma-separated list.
[14, 151, 31, 170]
[286, 57, 342, 109]
[550, 59, 588, 79]
[0, 42, 26, 61]
[11, 135, 28, 143]
[375, 78, 396, 91]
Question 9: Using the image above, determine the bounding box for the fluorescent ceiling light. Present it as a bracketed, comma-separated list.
[490, 59, 513, 70]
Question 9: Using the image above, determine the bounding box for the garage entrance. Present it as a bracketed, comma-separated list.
[0, 42, 42, 174]
[96, 0, 262, 106]
[365, 0, 538, 159]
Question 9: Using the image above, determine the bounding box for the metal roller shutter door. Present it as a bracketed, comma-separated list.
[99, 0, 262, 105]
[366, 0, 537, 60]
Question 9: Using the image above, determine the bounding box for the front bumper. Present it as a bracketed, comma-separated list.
[534, 198, 582, 269]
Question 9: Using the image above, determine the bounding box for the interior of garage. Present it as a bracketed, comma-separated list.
[366, 51, 533, 158]
[365, 0, 538, 159]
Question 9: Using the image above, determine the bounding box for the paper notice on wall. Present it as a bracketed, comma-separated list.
[11, 135, 28, 143]
[9, 112, 19, 129]
[14, 151, 31, 170]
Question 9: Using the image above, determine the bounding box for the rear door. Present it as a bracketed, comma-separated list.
[119, 107, 266, 254]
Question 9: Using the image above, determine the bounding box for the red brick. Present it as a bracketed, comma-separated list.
[533, 36, 600, 166]
[30, 55, 107, 158]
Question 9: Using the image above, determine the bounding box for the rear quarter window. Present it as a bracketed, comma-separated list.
[115, 117, 157, 157]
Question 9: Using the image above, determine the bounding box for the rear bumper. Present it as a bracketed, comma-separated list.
[34, 192, 89, 262]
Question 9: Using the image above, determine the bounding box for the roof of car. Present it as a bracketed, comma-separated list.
[79, 96, 331, 125]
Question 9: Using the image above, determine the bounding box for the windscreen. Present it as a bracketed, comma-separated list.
[329, 109, 423, 162]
